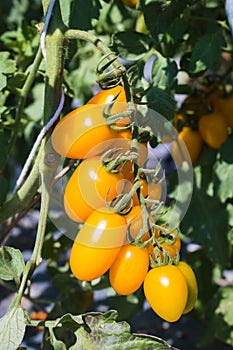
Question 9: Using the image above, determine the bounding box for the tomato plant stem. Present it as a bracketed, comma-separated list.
[5, 0, 66, 309]
[0, 150, 41, 227]
[65, 29, 120, 68]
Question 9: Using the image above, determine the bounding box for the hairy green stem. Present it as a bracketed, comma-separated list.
[65, 29, 122, 70]
[9, 0, 66, 309]
[0, 150, 40, 227]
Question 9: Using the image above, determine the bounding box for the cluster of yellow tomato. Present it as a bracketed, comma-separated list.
[51, 85, 198, 323]
[172, 85, 233, 165]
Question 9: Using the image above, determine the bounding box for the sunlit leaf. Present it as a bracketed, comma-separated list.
[0, 73, 7, 91]
[151, 51, 178, 89]
[0, 52, 16, 74]
[0, 246, 25, 281]
[214, 160, 233, 202]
[0, 307, 26, 350]
[43, 311, 177, 350]
[216, 287, 233, 326]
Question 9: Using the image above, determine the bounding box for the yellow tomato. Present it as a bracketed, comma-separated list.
[213, 95, 233, 128]
[177, 261, 198, 314]
[144, 265, 188, 322]
[172, 127, 203, 165]
[198, 112, 228, 149]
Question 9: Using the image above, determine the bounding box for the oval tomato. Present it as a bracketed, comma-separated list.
[64, 157, 125, 222]
[87, 86, 132, 128]
[51, 104, 120, 159]
[109, 244, 149, 295]
[143, 265, 188, 322]
[176, 261, 198, 314]
[172, 126, 203, 165]
[70, 209, 127, 281]
[198, 112, 228, 149]
[212, 94, 233, 128]
[87, 86, 126, 105]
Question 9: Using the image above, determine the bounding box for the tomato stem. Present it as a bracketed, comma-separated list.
[7, 0, 66, 309]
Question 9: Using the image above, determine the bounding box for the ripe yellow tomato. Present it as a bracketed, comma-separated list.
[176, 261, 198, 314]
[87, 86, 132, 128]
[64, 157, 125, 222]
[51, 104, 119, 159]
[143, 265, 188, 322]
[212, 94, 233, 128]
[172, 126, 203, 165]
[70, 209, 127, 281]
[87, 86, 126, 105]
[198, 112, 228, 149]
[109, 244, 149, 295]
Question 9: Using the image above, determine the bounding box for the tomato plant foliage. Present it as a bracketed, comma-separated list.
[0, 0, 233, 349]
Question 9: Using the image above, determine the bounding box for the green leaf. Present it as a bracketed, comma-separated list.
[112, 31, 151, 61]
[216, 287, 233, 326]
[0, 306, 26, 350]
[151, 52, 178, 89]
[202, 287, 233, 346]
[95, 0, 137, 35]
[0, 247, 25, 281]
[43, 311, 177, 350]
[69, 0, 101, 30]
[0, 52, 17, 74]
[47, 327, 67, 350]
[181, 182, 230, 267]
[0, 73, 7, 91]
[166, 16, 187, 43]
[189, 31, 225, 73]
[144, 86, 176, 120]
[141, 0, 188, 39]
[59, 0, 72, 26]
[7, 73, 26, 94]
[214, 159, 233, 202]
[73, 311, 175, 349]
